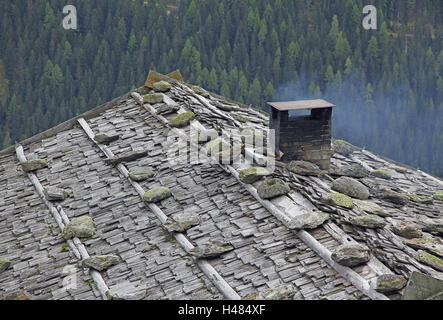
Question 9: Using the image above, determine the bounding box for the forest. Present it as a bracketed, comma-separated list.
[0, 0, 442, 176]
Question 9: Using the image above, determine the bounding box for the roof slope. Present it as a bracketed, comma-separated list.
[0, 73, 442, 300]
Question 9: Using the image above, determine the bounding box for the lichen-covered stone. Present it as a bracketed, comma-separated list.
[332, 176, 370, 200]
[287, 160, 322, 176]
[188, 241, 234, 259]
[128, 170, 155, 182]
[94, 133, 120, 144]
[143, 186, 171, 203]
[332, 164, 370, 178]
[349, 214, 386, 229]
[243, 284, 298, 300]
[143, 93, 164, 104]
[21, 159, 49, 172]
[288, 211, 330, 230]
[83, 255, 120, 271]
[239, 167, 271, 184]
[1, 290, 34, 300]
[104, 149, 148, 165]
[332, 140, 357, 156]
[43, 187, 69, 201]
[414, 250, 443, 271]
[433, 192, 443, 201]
[392, 221, 423, 239]
[0, 258, 10, 273]
[404, 238, 443, 257]
[62, 216, 96, 240]
[331, 243, 371, 267]
[379, 189, 409, 205]
[153, 80, 172, 92]
[354, 200, 391, 217]
[170, 112, 195, 127]
[164, 211, 201, 232]
[416, 216, 443, 234]
[156, 103, 180, 115]
[373, 274, 407, 293]
[406, 193, 434, 205]
[257, 178, 290, 199]
[371, 169, 392, 179]
[326, 193, 354, 209]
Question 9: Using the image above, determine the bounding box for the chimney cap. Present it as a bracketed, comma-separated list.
[267, 99, 335, 111]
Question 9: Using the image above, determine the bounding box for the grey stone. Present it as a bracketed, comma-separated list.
[62, 216, 96, 240]
[414, 250, 443, 271]
[43, 187, 69, 201]
[332, 140, 357, 156]
[332, 164, 370, 178]
[354, 200, 391, 217]
[403, 237, 443, 257]
[331, 243, 371, 267]
[128, 170, 155, 181]
[373, 274, 407, 293]
[288, 210, 330, 230]
[144, 93, 164, 104]
[417, 216, 443, 235]
[21, 159, 49, 172]
[332, 176, 370, 200]
[239, 167, 271, 184]
[371, 169, 393, 180]
[349, 214, 386, 229]
[164, 211, 201, 232]
[287, 160, 322, 176]
[188, 241, 234, 259]
[143, 187, 171, 203]
[156, 103, 180, 115]
[379, 189, 409, 205]
[214, 101, 239, 112]
[257, 178, 290, 199]
[104, 150, 148, 165]
[402, 271, 443, 300]
[94, 133, 120, 144]
[0, 258, 10, 273]
[153, 80, 172, 92]
[392, 221, 423, 239]
[83, 255, 120, 271]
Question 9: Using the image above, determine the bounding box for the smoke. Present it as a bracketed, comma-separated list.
[273, 73, 443, 177]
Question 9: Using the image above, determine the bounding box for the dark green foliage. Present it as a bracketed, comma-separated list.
[0, 0, 442, 177]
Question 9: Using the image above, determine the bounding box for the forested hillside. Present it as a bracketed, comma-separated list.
[0, 0, 442, 176]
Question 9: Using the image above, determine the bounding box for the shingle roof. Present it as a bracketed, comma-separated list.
[0, 72, 442, 300]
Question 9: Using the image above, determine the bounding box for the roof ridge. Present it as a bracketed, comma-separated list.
[130, 87, 389, 300]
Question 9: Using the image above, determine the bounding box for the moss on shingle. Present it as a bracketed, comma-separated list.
[327, 193, 354, 209]
[170, 112, 195, 127]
